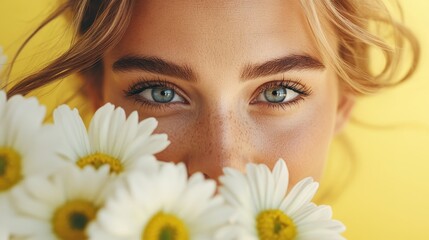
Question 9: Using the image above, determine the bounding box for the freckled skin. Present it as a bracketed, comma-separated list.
[102, 0, 353, 186]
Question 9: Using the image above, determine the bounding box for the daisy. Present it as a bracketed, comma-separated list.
[0, 91, 65, 198]
[88, 162, 234, 240]
[53, 103, 170, 175]
[9, 165, 113, 240]
[218, 159, 346, 240]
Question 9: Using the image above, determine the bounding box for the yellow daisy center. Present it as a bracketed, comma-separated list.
[142, 212, 189, 240]
[52, 200, 97, 240]
[0, 147, 22, 191]
[256, 209, 297, 240]
[76, 153, 123, 173]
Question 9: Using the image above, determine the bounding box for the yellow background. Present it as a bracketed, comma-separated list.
[1, 1, 428, 239]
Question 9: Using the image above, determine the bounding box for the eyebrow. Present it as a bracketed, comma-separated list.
[240, 54, 325, 80]
[112, 54, 324, 82]
[113, 55, 197, 82]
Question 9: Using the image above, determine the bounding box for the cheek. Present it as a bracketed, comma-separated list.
[151, 116, 195, 163]
[254, 88, 338, 185]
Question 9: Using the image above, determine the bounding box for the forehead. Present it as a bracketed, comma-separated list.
[111, 0, 320, 73]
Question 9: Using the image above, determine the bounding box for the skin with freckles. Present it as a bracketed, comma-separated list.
[102, 0, 354, 186]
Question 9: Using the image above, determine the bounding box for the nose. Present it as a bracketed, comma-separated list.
[183, 106, 252, 181]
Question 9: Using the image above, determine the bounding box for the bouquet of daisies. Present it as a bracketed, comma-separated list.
[0, 49, 345, 240]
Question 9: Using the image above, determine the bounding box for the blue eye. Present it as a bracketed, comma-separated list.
[264, 86, 287, 103]
[151, 87, 175, 103]
[139, 86, 185, 103]
[257, 86, 300, 103]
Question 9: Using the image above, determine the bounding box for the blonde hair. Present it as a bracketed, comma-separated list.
[300, 0, 419, 94]
[4, 0, 420, 98]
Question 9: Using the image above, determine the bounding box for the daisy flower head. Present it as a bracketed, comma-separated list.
[0, 91, 65, 197]
[9, 165, 113, 240]
[218, 159, 346, 240]
[88, 162, 234, 240]
[53, 103, 170, 175]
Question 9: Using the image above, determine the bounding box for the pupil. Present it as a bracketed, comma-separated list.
[152, 87, 175, 103]
[69, 212, 88, 230]
[264, 87, 286, 103]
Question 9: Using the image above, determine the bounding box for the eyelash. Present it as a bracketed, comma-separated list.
[251, 78, 312, 110]
[124, 77, 312, 111]
[124, 78, 185, 111]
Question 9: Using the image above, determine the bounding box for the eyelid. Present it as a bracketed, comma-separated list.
[124, 78, 189, 105]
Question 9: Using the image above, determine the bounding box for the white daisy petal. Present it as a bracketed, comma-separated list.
[87, 222, 123, 240]
[280, 178, 319, 215]
[18, 177, 64, 209]
[8, 218, 51, 237]
[196, 197, 235, 233]
[136, 117, 158, 139]
[3, 95, 45, 147]
[21, 125, 69, 176]
[298, 219, 346, 233]
[10, 184, 53, 220]
[219, 167, 252, 212]
[106, 108, 127, 157]
[89, 103, 115, 152]
[272, 159, 289, 205]
[123, 134, 170, 161]
[245, 163, 262, 210]
[262, 165, 275, 210]
[292, 204, 331, 223]
[114, 111, 139, 158]
[176, 174, 217, 220]
[53, 105, 91, 160]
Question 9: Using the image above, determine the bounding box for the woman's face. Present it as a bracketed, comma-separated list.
[102, 0, 353, 185]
